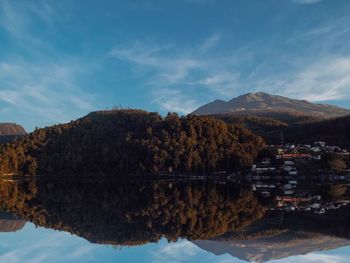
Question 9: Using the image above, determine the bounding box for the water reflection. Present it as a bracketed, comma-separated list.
[0, 178, 350, 262]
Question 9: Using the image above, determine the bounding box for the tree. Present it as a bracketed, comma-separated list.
[328, 184, 347, 200]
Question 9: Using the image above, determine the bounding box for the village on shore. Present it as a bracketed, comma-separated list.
[249, 141, 350, 214]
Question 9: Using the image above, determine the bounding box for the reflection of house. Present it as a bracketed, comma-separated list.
[252, 165, 276, 173]
[282, 153, 311, 159]
[289, 169, 298, 176]
[310, 147, 321, 152]
[255, 167, 276, 173]
[314, 141, 326, 147]
[276, 196, 311, 203]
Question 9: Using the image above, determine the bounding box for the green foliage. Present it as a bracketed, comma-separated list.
[0, 110, 265, 176]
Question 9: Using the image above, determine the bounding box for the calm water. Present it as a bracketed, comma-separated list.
[0, 178, 350, 263]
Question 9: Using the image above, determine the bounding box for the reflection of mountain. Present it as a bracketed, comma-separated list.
[193, 210, 350, 262]
[0, 179, 265, 245]
[0, 212, 26, 232]
[193, 232, 350, 263]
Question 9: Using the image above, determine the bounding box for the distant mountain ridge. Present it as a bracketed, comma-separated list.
[0, 123, 26, 136]
[0, 212, 26, 232]
[192, 92, 350, 119]
[0, 123, 26, 144]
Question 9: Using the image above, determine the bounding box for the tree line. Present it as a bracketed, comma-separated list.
[0, 109, 265, 176]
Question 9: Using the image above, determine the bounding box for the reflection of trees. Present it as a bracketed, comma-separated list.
[0, 180, 265, 245]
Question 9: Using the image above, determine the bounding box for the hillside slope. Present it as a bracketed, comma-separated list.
[285, 115, 350, 148]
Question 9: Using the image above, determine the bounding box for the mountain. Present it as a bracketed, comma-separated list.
[0, 123, 26, 144]
[0, 109, 265, 176]
[192, 92, 350, 120]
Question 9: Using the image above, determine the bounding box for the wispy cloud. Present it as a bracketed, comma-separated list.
[110, 7, 350, 113]
[0, 224, 97, 263]
[283, 57, 350, 101]
[152, 89, 200, 114]
[0, 0, 56, 48]
[293, 0, 322, 4]
[199, 34, 221, 53]
[151, 240, 200, 263]
[0, 0, 97, 130]
[110, 41, 204, 84]
[0, 60, 95, 124]
[110, 37, 242, 114]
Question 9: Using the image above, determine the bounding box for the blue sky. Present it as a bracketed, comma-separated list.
[1, 0, 350, 131]
[1, 223, 350, 263]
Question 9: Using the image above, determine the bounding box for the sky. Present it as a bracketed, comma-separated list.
[1, 223, 350, 263]
[1, 0, 350, 131]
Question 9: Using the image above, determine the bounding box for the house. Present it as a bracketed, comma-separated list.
[310, 147, 321, 152]
[289, 180, 297, 185]
[310, 203, 321, 209]
[313, 155, 322, 160]
[260, 158, 271, 165]
[284, 166, 293, 172]
[284, 160, 295, 166]
[284, 184, 293, 190]
[255, 167, 276, 173]
[284, 190, 294, 195]
[282, 153, 311, 159]
[314, 208, 326, 214]
[289, 169, 298, 176]
[314, 141, 326, 147]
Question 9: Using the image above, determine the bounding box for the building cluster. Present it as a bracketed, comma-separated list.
[273, 195, 350, 214]
[249, 141, 350, 214]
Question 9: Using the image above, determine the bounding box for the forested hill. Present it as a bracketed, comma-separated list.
[0, 109, 265, 176]
[0, 123, 26, 144]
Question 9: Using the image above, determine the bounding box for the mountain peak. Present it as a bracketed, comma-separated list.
[192, 92, 350, 119]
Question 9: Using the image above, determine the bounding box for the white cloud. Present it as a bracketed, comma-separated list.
[111, 32, 350, 113]
[0, 0, 97, 130]
[152, 240, 200, 263]
[110, 41, 204, 84]
[0, 60, 95, 128]
[110, 38, 243, 113]
[0, 0, 56, 49]
[250, 56, 350, 102]
[199, 34, 221, 53]
[0, 224, 97, 263]
[152, 88, 200, 114]
[193, 71, 241, 97]
[293, 0, 322, 4]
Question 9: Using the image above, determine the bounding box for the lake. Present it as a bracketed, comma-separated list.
[0, 178, 350, 263]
